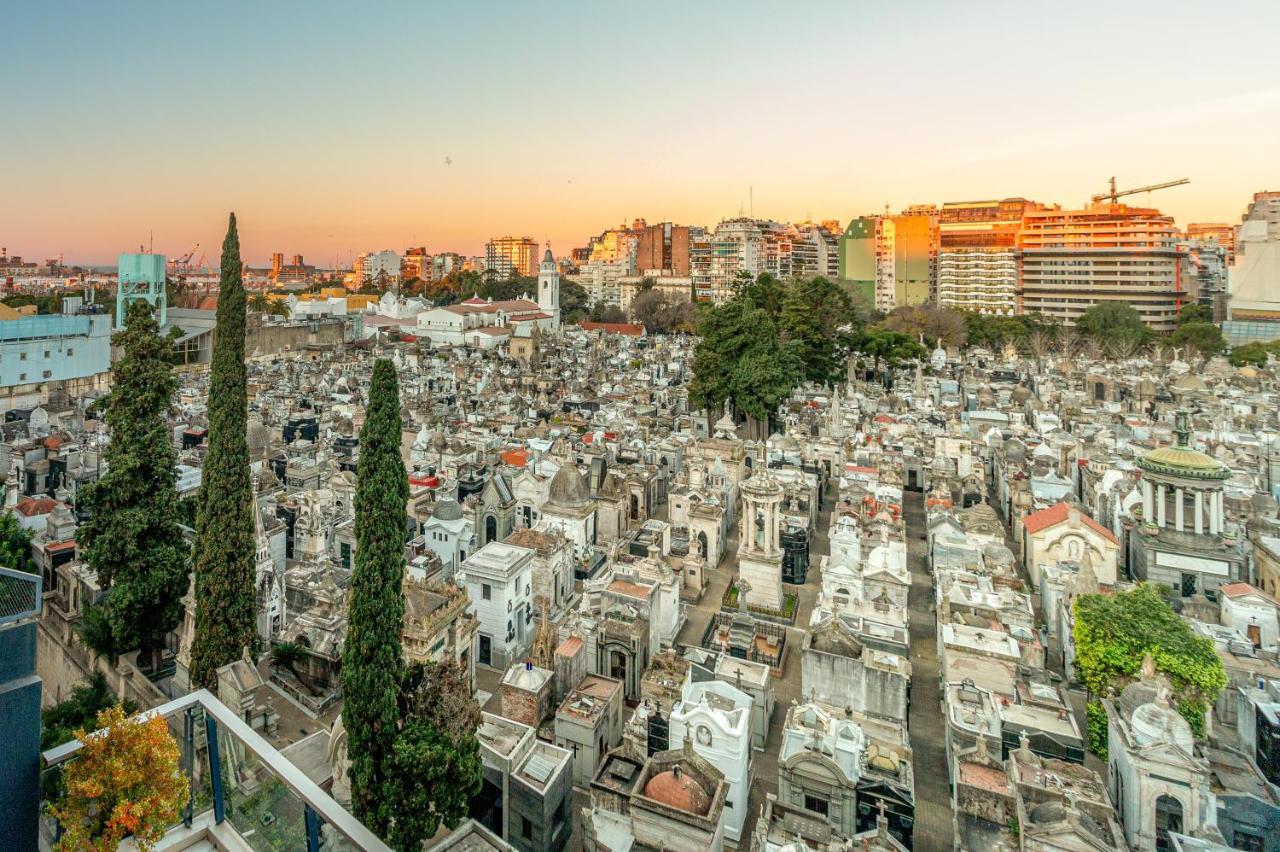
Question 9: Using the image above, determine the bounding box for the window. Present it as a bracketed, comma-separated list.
[18, 373, 25, 381]
[43, 350, 50, 358]
[482, 583, 491, 600]
[19, 352, 26, 360]
[66, 348, 73, 356]
[42, 370, 51, 379]
[804, 795, 830, 817]
[1235, 831, 1265, 852]
[521, 817, 533, 840]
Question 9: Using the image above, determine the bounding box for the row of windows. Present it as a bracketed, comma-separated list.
[1, 348, 73, 361]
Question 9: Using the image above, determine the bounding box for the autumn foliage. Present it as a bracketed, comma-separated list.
[51, 705, 189, 851]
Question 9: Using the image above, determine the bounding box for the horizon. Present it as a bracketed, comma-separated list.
[4, 1, 1279, 266]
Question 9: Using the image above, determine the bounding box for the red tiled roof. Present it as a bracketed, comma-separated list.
[501, 448, 529, 468]
[1220, 582, 1267, 599]
[579, 321, 645, 336]
[556, 636, 584, 657]
[15, 497, 58, 517]
[1022, 502, 1118, 544]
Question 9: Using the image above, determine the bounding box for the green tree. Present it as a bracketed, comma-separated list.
[736, 272, 785, 320]
[1075, 302, 1149, 349]
[853, 328, 926, 370]
[41, 671, 136, 752]
[385, 661, 483, 850]
[780, 276, 857, 383]
[587, 302, 628, 323]
[341, 358, 410, 835]
[77, 301, 188, 671]
[1178, 303, 1214, 325]
[1230, 341, 1277, 367]
[689, 297, 770, 414]
[559, 279, 590, 323]
[0, 510, 33, 572]
[630, 288, 693, 335]
[1169, 322, 1225, 357]
[75, 603, 124, 666]
[1073, 584, 1228, 756]
[189, 213, 257, 690]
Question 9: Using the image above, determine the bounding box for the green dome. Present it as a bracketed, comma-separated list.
[1138, 445, 1229, 478]
[1137, 411, 1230, 480]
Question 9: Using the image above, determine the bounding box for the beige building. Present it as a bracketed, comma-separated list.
[1019, 203, 1187, 331]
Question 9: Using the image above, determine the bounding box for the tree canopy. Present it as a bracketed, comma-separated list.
[190, 213, 258, 690]
[342, 358, 410, 835]
[1073, 584, 1227, 756]
[77, 300, 188, 668]
[0, 510, 32, 572]
[385, 661, 483, 850]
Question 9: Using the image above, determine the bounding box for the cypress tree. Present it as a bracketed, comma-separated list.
[189, 212, 257, 690]
[78, 301, 188, 670]
[341, 358, 410, 834]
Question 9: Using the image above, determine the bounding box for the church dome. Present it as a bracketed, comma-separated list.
[547, 463, 590, 508]
[1138, 445, 1229, 480]
[643, 767, 711, 816]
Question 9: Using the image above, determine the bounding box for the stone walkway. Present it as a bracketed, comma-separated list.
[905, 489, 955, 851]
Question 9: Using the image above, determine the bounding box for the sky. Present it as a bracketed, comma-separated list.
[4, 1, 1279, 267]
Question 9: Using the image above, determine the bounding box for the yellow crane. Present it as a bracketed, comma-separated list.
[1092, 177, 1189, 205]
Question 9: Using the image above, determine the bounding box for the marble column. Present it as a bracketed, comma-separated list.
[1194, 490, 1204, 536]
[1175, 488, 1185, 532]
[1143, 480, 1154, 522]
[1157, 484, 1167, 528]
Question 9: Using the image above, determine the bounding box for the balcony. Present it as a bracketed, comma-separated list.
[41, 689, 390, 851]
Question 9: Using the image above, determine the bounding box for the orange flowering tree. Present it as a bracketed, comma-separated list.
[51, 705, 190, 851]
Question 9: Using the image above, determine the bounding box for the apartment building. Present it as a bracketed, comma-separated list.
[1226, 191, 1280, 344]
[634, 222, 691, 277]
[937, 199, 1039, 316]
[691, 219, 762, 304]
[485, 236, 539, 278]
[1018, 203, 1186, 331]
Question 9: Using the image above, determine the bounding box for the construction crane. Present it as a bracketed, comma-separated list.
[1092, 177, 1189, 205]
[169, 243, 199, 275]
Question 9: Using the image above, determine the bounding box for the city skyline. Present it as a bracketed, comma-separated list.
[4, 1, 1279, 264]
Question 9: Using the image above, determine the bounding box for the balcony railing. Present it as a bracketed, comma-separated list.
[42, 689, 390, 851]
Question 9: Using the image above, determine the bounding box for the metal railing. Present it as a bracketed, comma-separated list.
[42, 689, 390, 851]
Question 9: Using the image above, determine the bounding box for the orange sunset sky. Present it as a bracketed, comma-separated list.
[4, 1, 1278, 266]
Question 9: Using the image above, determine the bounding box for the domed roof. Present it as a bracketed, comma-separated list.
[433, 498, 463, 522]
[547, 463, 590, 508]
[643, 767, 711, 815]
[1137, 411, 1229, 480]
[1130, 699, 1193, 751]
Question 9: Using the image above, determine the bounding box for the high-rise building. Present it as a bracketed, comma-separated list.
[355, 250, 402, 288]
[1018, 203, 1186, 331]
[937, 199, 1039, 316]
[1225, 191, 1280, 344]
[891, 206, 939, 308]
[485, 236, 539, 278]
[634, 222, 691, 277]
[708, 219, 763, 303]
[270, 253, 285, 278]
[1186, 223, 1235, 263]
[838, 217, 877, 307]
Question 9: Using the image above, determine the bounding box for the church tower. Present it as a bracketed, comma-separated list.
[538, 247, 560, 328]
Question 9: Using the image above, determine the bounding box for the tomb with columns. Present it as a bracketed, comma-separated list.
[1129, 410, 1245, 598]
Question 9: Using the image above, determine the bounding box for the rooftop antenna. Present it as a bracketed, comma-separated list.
[149, 230, 153, 254]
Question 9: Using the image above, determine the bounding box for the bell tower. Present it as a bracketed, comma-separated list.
[538, 247, 560, 328]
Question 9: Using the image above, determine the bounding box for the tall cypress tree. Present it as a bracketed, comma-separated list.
[78, 301, 188, 670]
[189, 213, 257, 690]
[341, 358, 409, 834]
